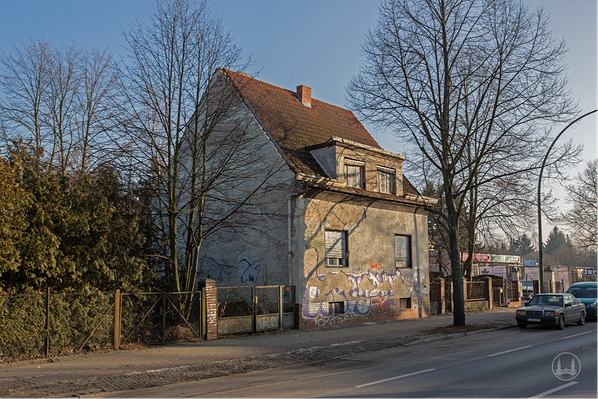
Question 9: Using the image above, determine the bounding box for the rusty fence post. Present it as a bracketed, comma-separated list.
[161, 292, 166, 345]
[113, 289, 121, 350]
[279, 286, 284, 330]
[45, 286, 50, 358]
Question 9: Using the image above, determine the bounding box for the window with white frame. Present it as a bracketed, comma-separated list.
[395, 234, 412, 268]
[325, 230, 348, 267]
[345, 160, 364, 189]
[378, 166, 395, 194]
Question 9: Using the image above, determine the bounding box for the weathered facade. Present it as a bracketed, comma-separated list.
[196, 68, 436, 328]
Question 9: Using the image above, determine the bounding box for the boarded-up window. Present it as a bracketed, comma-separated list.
[378, 167, 395, 194]
[326, 230, 347, 267]
[400, 297, 412, 309]
[395, 235, 412, 268]
[345, 160, 364, 189]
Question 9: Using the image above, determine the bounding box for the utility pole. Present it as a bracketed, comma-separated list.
[537, 110, 597, 293]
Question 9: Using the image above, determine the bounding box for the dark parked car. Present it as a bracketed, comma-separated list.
[515, 293, 586, 329]
[566, 282, 597, 320]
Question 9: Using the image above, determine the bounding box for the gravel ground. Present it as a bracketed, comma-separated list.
[2, 318, 515, 398]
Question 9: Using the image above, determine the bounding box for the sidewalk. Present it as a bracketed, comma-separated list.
[0, 308, 516, 397]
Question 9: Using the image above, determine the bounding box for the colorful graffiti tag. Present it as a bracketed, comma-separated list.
[302, 266, 427, 325]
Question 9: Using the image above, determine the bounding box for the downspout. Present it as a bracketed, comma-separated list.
[287, 193, 298, 287]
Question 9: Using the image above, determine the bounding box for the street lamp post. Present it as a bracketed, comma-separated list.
[537, 109, 597, 293]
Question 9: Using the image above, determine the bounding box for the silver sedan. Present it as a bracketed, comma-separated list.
[515, 293, 586, 329]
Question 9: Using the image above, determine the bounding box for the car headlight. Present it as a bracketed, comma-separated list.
[586, 302, 597, 308]
[517, 310, 525, 316]
[544, 310, 557, 317]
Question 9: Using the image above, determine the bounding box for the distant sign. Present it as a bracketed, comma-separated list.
[460, 253, 491, 262]
[492, 255, 520, 263]
[480, 266, 493, 274]
[523, 258, 537, 267]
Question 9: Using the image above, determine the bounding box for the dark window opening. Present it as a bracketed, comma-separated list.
[330, 301, 345, 314]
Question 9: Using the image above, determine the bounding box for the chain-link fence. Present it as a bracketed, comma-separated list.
[255, 286, 279, 315]
[0, 292, 46, 361]
[0, 289, 203, 363]
[121, 291, 203, 345]
[48, 292, 114, 356]
[217, 286, 253, 318]
[0, 291, 114, 362]
[2, 285, 295, 363]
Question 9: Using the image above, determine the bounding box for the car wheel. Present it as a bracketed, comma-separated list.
[577, 312, 585, 326]
[518, 324, 526, 329]
[557, 314, 566, 330]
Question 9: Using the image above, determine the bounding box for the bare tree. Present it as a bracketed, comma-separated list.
[561, 160, 597, 254]
[0, 39, 123, 175]
[348, 0, 579, 325]
[122, 0, 285, 296]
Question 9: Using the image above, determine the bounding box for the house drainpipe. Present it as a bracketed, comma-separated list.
[287, 193, 298, 288]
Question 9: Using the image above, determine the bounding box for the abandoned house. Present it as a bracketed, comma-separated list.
[194, 68, 436, 328]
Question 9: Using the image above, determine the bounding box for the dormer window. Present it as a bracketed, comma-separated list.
[378, 166, 395, 194]
[345, 159, 364, 189]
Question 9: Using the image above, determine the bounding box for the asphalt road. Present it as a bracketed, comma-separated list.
[115, 322, 597, 398]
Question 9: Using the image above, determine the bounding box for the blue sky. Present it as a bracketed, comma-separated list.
[0, 0, 596, 220]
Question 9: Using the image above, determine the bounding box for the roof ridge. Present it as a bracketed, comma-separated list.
[222, 68, 360, 117]
[218, 67, 388, 180]
[222, 68, 298, 97]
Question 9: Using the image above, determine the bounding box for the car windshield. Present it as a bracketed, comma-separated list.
[567, 287, 597, 299]
[528, 295, 562, 306]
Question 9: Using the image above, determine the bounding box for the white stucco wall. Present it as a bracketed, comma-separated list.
[192, 86, 296, 287]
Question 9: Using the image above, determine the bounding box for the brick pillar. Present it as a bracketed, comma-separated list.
[484, 277, 493, 309]
[435, 277, 446, 314]
[200, 279, 217, 340]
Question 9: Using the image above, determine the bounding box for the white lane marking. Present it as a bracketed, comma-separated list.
[355, 368, 435, 388]
[529, 381, 578, 398]
[488, 345, 533, 357]
[562, 330, 594, 340]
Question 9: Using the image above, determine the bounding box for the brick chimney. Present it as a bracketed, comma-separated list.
[297, 85, 312, 108]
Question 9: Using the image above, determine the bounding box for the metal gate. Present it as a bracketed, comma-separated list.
[120, 291, 203, 345]
[429, 280, 442, 314]
[216, 285, 295, 335]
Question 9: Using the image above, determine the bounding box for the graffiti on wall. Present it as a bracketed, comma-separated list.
[239, 259, 260, 283]
[302, 264, 428, 324]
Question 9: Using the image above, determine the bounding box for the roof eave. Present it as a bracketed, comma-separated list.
[295, 173, 437, 206]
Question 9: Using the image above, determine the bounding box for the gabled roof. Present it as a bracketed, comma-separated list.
[222, 69, 380, 175]
[221, 68, 420, 197]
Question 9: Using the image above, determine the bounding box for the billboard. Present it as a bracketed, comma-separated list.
[523, 258, 537, 267]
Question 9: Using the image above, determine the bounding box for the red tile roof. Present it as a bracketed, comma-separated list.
[222, 69, 420, 197]
[223, 69, 381, 176]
